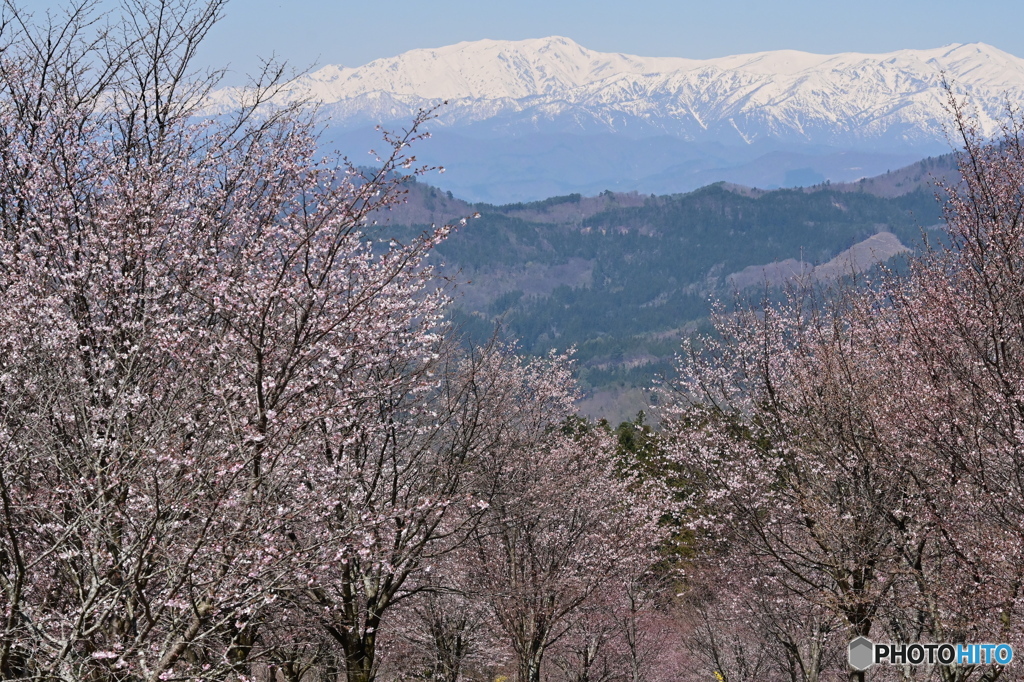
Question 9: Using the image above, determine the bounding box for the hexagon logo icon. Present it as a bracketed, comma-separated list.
[849, 637, 874, 671]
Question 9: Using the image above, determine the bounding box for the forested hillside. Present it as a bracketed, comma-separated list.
[386, 165, 949, 418]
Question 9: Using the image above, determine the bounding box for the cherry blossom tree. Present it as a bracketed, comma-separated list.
[663, 94, 1024, 682]
[0, 7, 668, 682]
[468, 412, 664, 682]
[0, 1, 461, 679]
[866, 95, 1024, 677]
[546, 564, 679, 682]
[274, 345, 591, 682]
[377, 548, 497, 682]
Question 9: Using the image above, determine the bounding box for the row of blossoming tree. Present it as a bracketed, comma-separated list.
[5, 2, 1024, 682]
[0, 2, 671, 681]
[665, 94, 1024, 681]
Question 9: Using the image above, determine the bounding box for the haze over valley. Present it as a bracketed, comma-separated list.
[209, 37, 1024, 201]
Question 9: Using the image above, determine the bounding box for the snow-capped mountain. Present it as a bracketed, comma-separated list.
[208, 37, 1024, 147]
[205, 37, 1024, 201]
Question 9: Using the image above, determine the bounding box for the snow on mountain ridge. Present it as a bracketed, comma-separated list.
[279, 36, 696, 101]
[204, 37, 1024, 147]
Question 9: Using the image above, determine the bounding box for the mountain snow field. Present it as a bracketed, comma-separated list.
[206, 37, 1024, 201]
[207, 37, 1024, 147]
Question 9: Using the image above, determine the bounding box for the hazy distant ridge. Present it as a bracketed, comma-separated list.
[208, 37, 1024, 147]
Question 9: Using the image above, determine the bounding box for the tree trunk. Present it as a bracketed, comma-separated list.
[518, 647, 545, 682]
[341, 632, 377, 682]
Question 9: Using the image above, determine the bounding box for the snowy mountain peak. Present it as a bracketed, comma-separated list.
[205, 38, 1024, 148]
[277, 36, 693, 102]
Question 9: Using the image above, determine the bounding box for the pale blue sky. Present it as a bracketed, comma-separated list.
[13, 0, 1024, 84]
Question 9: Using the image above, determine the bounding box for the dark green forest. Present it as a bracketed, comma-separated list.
[388, 173, 946, 414]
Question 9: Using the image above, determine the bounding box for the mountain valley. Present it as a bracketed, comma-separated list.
[379, 154, 954, 420]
